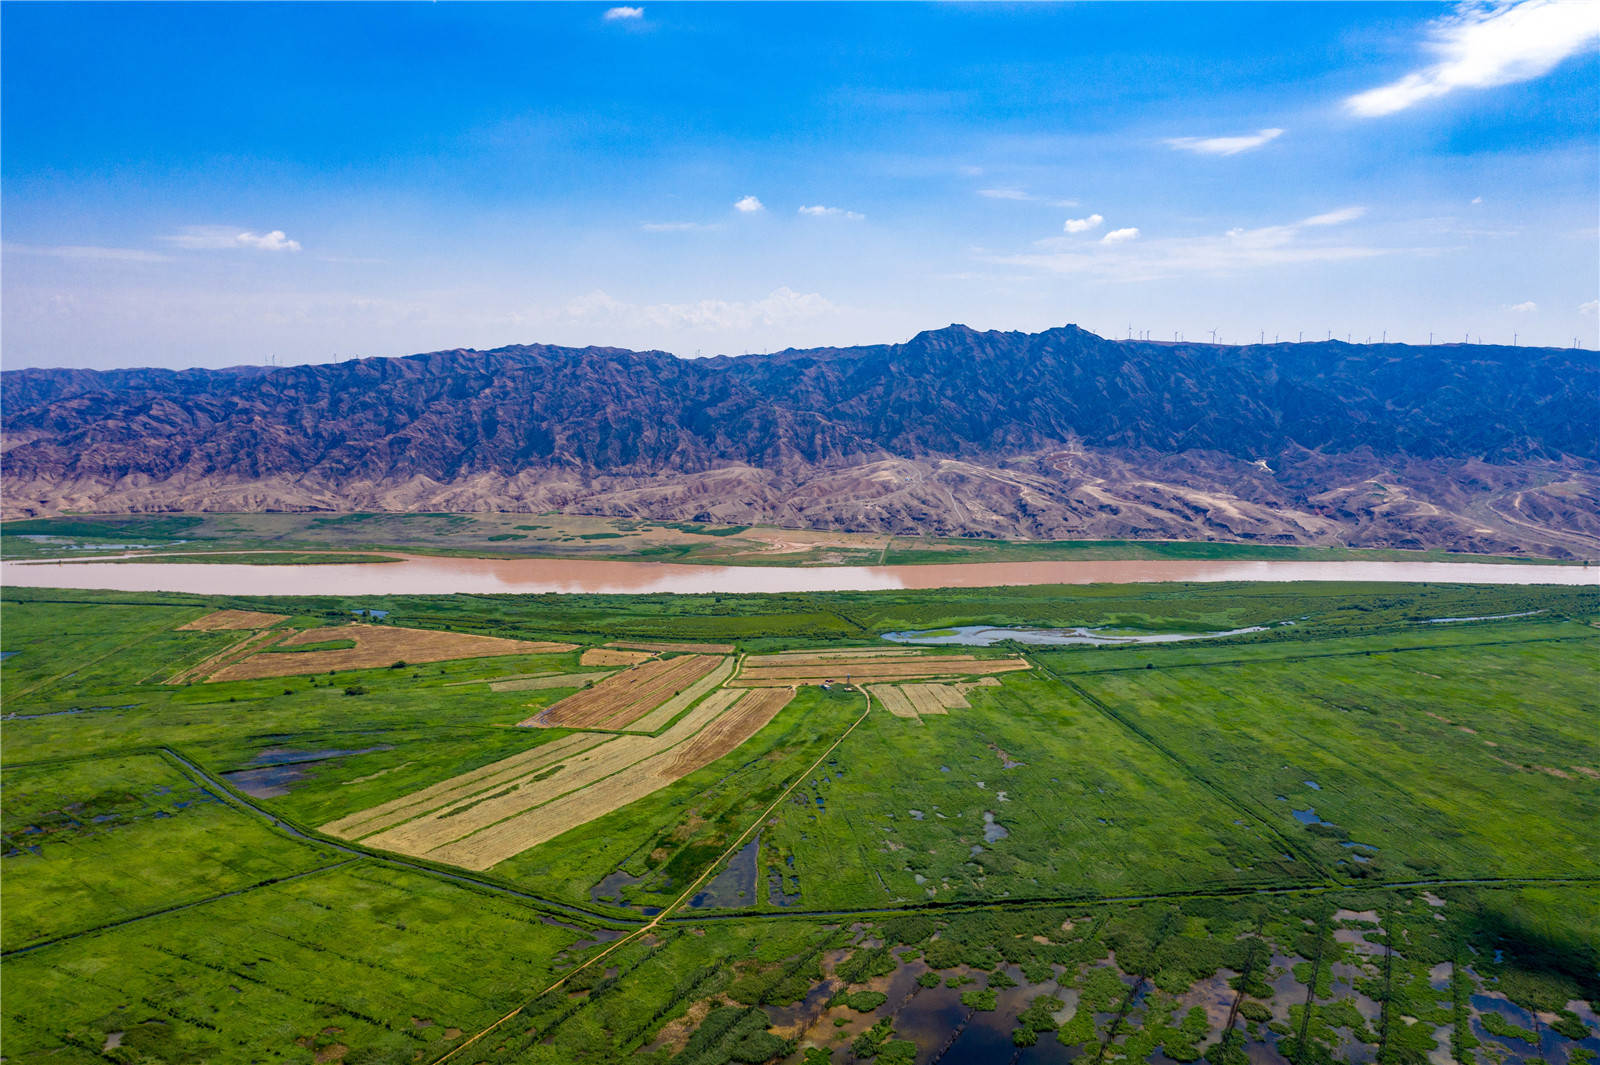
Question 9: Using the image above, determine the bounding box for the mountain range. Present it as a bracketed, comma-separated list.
[4, 324, 1596, 557]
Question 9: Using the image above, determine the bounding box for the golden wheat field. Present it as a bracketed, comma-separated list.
[178, 609, 291, 631]
[733, 653, 1028, 685]
[521, 654, 726, 729]
[326, 684, 792, 870]
[205, 624, 575, 682]
[742, 648, 921, 667]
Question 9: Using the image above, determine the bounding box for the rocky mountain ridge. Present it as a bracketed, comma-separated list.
[4, 325, 1596, 557]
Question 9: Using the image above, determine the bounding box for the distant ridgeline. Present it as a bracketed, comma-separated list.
[3, 325, 1596, 556]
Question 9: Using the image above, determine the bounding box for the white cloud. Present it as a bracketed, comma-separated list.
[1165, 127, 1284, 156]
[1300, 206, 1367, 227]
[1471, 196, 1484, 204]
[1345, 0, 1600, 117]
[3, 242, 170, 263]
[1581, 300, 1599, 315]
[1508, 300, 1538, 312]
[163, 225, 302, 252]
[1062, 214, 1104, 234]
[798, 205, 864, 220]
[603, 6, 643, 20]
[734, 195, 765, 213]
[979, 187, 1079, 207]
[989, 207, 1390, 282]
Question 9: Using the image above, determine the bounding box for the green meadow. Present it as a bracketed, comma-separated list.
[2, 581, 1596, 1064]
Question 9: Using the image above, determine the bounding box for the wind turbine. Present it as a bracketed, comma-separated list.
[1209, 328, 1219, 344]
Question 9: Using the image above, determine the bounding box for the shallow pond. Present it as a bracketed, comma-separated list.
[883, 624, 1272, 647]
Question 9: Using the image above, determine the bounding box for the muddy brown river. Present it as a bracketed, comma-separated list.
[2, 555, 1593, 595]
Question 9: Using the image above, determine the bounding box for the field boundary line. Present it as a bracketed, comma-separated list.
[6, 623, 177, 700]
[2, 857, 359, 959]
[1034, 657, 1332, 879]
[156, 746, 637, 928]
[655, 873, 1600, 925]
[428, 687, 873, 1065]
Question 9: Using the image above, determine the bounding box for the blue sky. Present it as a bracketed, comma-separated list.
[3, 1, 1596, 368]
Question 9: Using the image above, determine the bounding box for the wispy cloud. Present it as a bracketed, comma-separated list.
[641, 221, 720, 232]
[1580, 300, 1599, 316]
[978, 187, 1079, 207]
[1301, 206, 1367, 227]
[3, 242, 170, 263]
[1062, 214, 1104, 234]
[991, 206, 1382, 282]
[1507, 300, 1538, 312]
[603, 6, 643, 20]
[734, 195, 765, 213]
[1346, 0, 1600, 117]
[562, 286, 834, 333]
[1165, 127, 1284, 156]
[163, 226, 302, 252]
[798, 204, 864, 220]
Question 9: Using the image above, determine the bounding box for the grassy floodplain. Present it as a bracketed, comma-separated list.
[2, 580, 1597, 1064]
[1, 511, 1584, 566]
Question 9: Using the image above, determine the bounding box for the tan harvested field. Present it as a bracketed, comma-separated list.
[322, 731, 612, 841]
[206, 624, 575, 682]
[904, 683, 968, 717]
[178, 609, 290, 631]
[168, 628, 286, 684]
[626, 656, 738, 732]
[492, 671, 612, 693]
[329, 684, 791, 870]
[610, 640, 735, 654]
[521, 654, 726, 729]
[868, 684, 919, 719]
[869, 677, 1002, 721]
[580, 647, 657, 667]
[743, 648, 922, 668]
[660, 686, 792, 774]
[734, 654, 1029, 685]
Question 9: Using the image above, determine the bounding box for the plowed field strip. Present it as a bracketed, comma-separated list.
[904, 683, 967, 716]
[580, 648, 657, 667]
[734, 657, 1029, 684]
[369, 689, 744, 856]
[169, 628, 286, 684]
[321, 732, 610, 840]
[627, 657, 738, 732]
[744, 649, 921, 667]
[209, 624, 574, 682]
[425, 688, 797, 870]
[869, 685, 919, 719]
[491, 671, 611, 693]
[178, 609, 291, 631]
[526, 655, 724, 729]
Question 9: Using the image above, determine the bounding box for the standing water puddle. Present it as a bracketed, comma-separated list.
[688, 834, 761, 909]
[222, 746, 392, 798]
[882, 624, 1271, 647]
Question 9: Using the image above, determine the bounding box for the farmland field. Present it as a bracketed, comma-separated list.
[2, 580, 1597, 1064]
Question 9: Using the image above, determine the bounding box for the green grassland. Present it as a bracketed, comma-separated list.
[2, 581, 1596, 1064]
[2, 510, 1581, 565]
